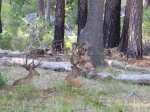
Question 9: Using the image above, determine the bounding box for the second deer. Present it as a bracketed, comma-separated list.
[65, 66, 83, 88]
[12, 56, 41, 86]
[65, 42, 94, 88]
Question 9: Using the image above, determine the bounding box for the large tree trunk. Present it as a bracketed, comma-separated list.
[37, 0, 45, 18]
[53, 0, 65, 52]
[143, 0, 150, 8]
[118, 0, 131, 54]
[79, 0, 105, 66]
[45, 0, 50, 22]
[127, 0, 143, 59]
[0, 0, 2, 33]
[103, 0, 121, 48]
[77, 0, 87, 42]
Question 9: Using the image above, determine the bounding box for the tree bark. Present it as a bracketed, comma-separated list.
[143, 0, 150, 8]
[79, 0, 105, 66]
[37, 0, 45, 18]
[77, 0, 87, 42]
[118, 0, 131, 54]
[45, 0, 50, 21]
[0, 0, 2, 33]
[53, 0, 65, 52]
[103, 0, 121, 48]
[127, 0, 143, 59]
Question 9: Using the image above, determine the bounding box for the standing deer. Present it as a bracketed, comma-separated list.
[12, 56, 41, 86]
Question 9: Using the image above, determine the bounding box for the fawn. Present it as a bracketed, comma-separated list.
[12, 56, 41, 86]
[65, 66, 83, 88]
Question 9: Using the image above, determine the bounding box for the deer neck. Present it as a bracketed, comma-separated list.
[25, 69, 34, 80]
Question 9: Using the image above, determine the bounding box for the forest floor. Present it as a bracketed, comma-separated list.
[0, 65, 150, 112]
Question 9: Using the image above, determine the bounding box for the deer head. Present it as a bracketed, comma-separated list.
[70, 42, 93, 75]
[12, 55, 41, 86]
[23, 55, 41, 76]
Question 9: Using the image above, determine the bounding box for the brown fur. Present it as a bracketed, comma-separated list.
[128, 59, 150, 67]
[66, 42, 94, 88]
[65, 74, 83, 88]
[12, 57, 41, 86]
[78, 61, 94, 69]
[30, 48, 49, 57]
[104, 48, 125, 61]
[12, 67, 40, 86]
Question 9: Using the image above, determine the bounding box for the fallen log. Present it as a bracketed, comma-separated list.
[1, 57, 150, 85]
[0, 49, 25, 58]
[96, 73, 150, 85]
[105, 59, 150, 73]
[1, 57, 72, 71]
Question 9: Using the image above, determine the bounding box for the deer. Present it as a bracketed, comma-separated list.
[29, 48, 49, 57]
[65, 66, 83, 88]
[71, 42, 94, 70]
[128, 59, 150, 67]
[64, 42, 94, 88]
[104, 48, 125, 61]
[12, 56, 41, 86]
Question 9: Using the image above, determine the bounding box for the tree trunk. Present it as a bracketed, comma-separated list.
[77, 0, 87, 42]
[37, 0, 45, 18]
[118, 0, 131, 54]
[143, 0, 150, 8]
[127, 0, 143, 59]
[103, 0, 121, 48]
[79, 0, 105, 66]
[53, 0, 65, 52]
[0, 0, 2, 33]
[45, 0, 50, 21]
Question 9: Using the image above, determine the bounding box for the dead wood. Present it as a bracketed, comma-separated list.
[105, 59, 150, 73]
[3, 57, 72, 71]
[96, 72, 150, 85]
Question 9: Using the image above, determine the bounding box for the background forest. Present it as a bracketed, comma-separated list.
[0, 0, 150, 51]
[0, 0, 78, 50]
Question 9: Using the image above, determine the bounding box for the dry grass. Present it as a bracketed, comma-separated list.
[0, 66, 150, 112]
